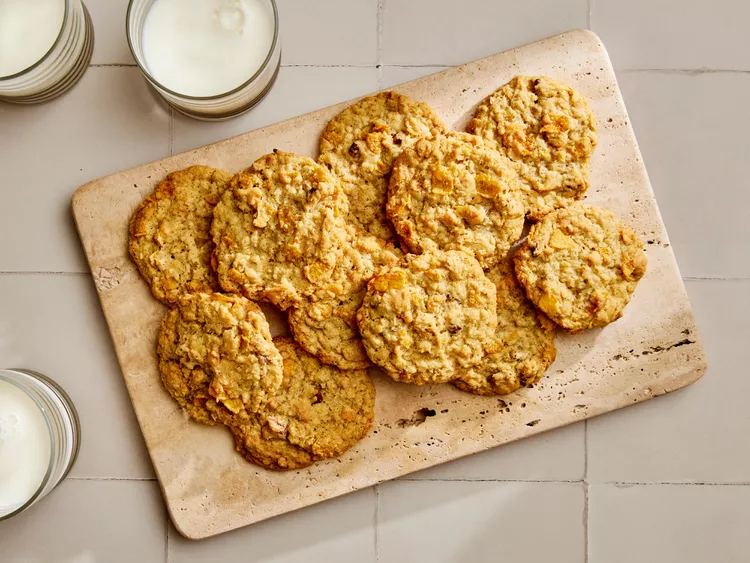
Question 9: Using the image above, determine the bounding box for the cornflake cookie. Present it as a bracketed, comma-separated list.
[319, 91, 447, 240]
[208, 338, 376, 471]
[288, 226, 403, 370]
[157, 293, 284, 421]
[357, 250, 498, 385]
[469, 76, 597, 219]
[129, 165, 231, 305]
[387, 132, 525, 269]
[514, 203, 647, 332]
[454, 258, 557, 396]
[211, 152, 350, 310]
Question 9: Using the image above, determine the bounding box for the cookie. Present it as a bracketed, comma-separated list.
[514, 203, 647, 332]
[319, 91, 447, 240]
[288, 226, 402, 370]
[454, 258, 557, 396]
[211, 151, 350, 310]
[357, 250, 498, 385]
[468, 76, 597, 219]
[208, 338, 376, 471]
[387, 132, 525, 269]
[157, 293, 284, 422]
[129, 165, 231, 305]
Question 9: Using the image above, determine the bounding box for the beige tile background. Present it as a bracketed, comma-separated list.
[1, 0, 748, 560]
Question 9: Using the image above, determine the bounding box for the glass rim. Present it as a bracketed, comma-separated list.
[126, 0, 280, 101]
[0, 370, 57, 521]
[0, 0, 71, 81]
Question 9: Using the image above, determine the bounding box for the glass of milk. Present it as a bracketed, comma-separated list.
[127, 0, 281, 120]
[0, 0, 94, 103]
[0, 369, 80, 521]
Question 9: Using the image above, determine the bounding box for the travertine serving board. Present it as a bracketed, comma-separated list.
[72, 30, 707, 540]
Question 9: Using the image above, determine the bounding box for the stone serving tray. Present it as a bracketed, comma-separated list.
[72, 30, 707, 540]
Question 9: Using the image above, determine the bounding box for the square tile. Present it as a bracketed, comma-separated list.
[169, 489, 376, 563]
[87, 0, 135, 65]
[277, 0, 377, 65]
[588, 280, 750, 483]
[0, 274, 154, 479]
[173, 66, 378, 154]
[592, 0, 750, 70]
[589, 484, 750, 563]
[381, 0, 588, 65]
[380, 66, 451, 90]
[0, 480, 166, 563]
[617, 71, 750, 278]
[378, 481, 585, 563]
[403, 423, 584, 481]
[0, 67, 169, 273]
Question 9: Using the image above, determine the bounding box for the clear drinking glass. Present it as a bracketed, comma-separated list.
[126, 0, 281, 121]
[0, 0, 94, 104]
[0, 369, 80, 521]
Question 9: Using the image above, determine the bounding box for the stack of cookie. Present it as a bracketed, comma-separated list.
[128, 76, 647, 470]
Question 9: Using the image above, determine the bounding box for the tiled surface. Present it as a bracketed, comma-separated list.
[588, 280, 750, 484]
[380, 0, 588, 65]
[0, 274, 154, 479]
[277, 0, 378, 65]
[1, 0, 749, 560]
[592, 0, 750, 70]
[173, 66, 378, 154]
[169, 489, 376, 563]
[617, 71, 750, 279]
[0, 67, 169, 273]
[0, 480, 166, 563]
[589, 484, 750, 562]
[378, 481, 585, 563]
[403, 423, 584, 482]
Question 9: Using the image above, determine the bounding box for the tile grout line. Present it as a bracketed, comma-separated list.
[398, 478, 583, 483]
[587, 0, 592, 29]
[584, 420, 589, 563]
[375, 487, 381, 561]
[617, 68, 750, 75]
[376, 0, 385, 89]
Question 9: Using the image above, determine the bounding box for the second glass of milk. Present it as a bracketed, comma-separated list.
[0, 369, 80, 521]
[127, 0, 281, 120]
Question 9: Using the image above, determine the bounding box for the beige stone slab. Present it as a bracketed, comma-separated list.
[71, 30, 707, 540]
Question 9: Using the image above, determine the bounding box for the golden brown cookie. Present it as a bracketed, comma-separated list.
[129, 165, 231, 305]
[288, 226, 402, 370]
[468, 76, 597, 219]
[387, 132, 525, 269]
[357, 250, 498, 385]
[514, 203, 647, 332]
[208, 338, 376, 471]
[454, 258, 557, 396]
[319, 91, 447, 240]
[157, 293, 284, 422]
[211, 152, 350, 310]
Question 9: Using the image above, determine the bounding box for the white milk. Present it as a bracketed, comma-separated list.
[0, 0, 66, 77]
[0, 379, 51, 511]
[142, 0, 274, 97]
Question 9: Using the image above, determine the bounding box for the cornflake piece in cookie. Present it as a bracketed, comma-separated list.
[514, 203, 647, 332]
[357, 250, 498, 385]
[469, 76, 597, 219]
